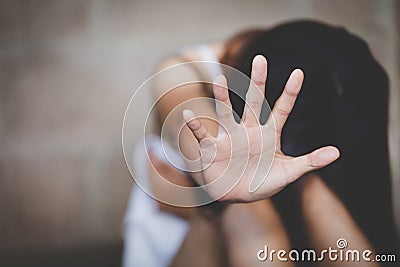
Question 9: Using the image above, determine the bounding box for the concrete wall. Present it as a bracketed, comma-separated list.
[0, 0, 398, 265]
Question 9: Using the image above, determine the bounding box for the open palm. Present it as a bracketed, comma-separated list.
[183, 55, 340, 202]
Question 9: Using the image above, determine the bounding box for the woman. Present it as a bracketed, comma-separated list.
[123, 20, 397, 266]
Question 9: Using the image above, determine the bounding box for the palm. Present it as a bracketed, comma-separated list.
[184, 55, 339, 202]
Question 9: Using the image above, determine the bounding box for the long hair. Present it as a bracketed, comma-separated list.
[221, 20, 397, 255]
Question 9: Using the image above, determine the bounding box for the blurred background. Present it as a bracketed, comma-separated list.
[0, 0, 399, 266]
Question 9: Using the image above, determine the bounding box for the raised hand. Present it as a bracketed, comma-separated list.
[183, 55, 340, 203]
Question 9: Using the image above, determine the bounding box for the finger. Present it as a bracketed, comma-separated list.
[242, 55, 268, 126]
[213, 75, 236, 132]
[267, 69, 304, 135]
[284, 146, 340, 184]
[183, 109, 213, 142]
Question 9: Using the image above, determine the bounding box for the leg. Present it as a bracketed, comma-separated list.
[170, 212, 222, 267]
[301, 173, 380, 267]
[148, 152, 222, 266]
[222, 199, 294, 267]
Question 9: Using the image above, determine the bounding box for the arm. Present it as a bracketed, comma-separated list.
[152, 57, 219, 184]
[153, 55, 340, 203]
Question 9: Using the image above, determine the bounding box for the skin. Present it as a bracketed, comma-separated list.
[151, 50, 302, 266]
[300, 173, 380, 267]
[222, 200, 294, 267]
[148, 46, 378, 266]
[148, 153, 294, 267]
[182, 55, 340, 202]
[149, 157, 381, 267]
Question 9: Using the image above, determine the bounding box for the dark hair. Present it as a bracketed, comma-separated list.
[222, 20, 397, 255]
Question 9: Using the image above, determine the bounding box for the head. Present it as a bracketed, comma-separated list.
[220, 20, 396, 252]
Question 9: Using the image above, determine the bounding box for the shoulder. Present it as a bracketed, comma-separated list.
[152, 52, 204, 98]
[154, 45, 203, 72]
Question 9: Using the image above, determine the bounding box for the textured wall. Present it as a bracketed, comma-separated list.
[0, 0, 398, 265]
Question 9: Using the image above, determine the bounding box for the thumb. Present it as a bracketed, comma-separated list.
[286, 146, 340, 183]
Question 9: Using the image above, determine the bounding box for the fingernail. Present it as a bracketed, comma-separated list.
[312, 148, 339, 167]
[291, 69, 302, 85]
[253, 55, 266, 66]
